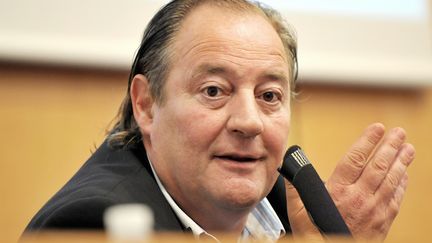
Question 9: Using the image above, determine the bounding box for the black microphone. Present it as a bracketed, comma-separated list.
[278, 145, 352, 236]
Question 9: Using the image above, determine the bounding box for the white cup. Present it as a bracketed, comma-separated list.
[104, 204, 154, 241]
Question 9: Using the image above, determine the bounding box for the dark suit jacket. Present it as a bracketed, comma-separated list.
[25, 140, 291, 233]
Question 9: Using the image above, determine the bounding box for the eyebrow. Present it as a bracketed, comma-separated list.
[260, 71, 289, 87]
[191, 63, 290, 89]
[192, 63, 230, 79]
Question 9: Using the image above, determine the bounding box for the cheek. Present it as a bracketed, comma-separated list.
[266, 114, 290, 155]
[162, 102, 224, 152]
[263, 114, 291, 179]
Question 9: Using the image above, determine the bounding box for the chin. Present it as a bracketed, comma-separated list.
[218, 179, 265, 210]
[229, 196, 260, 210]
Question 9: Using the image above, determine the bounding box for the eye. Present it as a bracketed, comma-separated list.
[260, 91, 281, 103]
[206, 86, 220, 97]
[262, 92, 276, 102]
[198, 84, 229, 108]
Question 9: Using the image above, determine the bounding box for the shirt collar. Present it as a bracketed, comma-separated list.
[147, 158, 216, 240]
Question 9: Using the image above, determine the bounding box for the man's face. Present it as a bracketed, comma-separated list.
[143, 5, 291, 217]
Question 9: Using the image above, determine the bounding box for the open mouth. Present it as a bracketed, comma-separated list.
[215, 155, 259, 163]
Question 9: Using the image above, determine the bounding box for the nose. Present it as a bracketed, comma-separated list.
[226, 91, 264, 138]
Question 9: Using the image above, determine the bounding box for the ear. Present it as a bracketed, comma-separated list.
[130, 74, 154, 136]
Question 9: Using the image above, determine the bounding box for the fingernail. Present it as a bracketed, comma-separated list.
[371, 123, 385, 133]
[405, 144, 415, 158]
[393, 127, 406, 140]
[370, 123, 385, 138]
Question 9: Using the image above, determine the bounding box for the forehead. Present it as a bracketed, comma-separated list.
[171, 3, 289, 67]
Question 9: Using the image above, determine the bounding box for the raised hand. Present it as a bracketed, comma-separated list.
[326, 123, 415, 240]
[285, 123, 415, 241]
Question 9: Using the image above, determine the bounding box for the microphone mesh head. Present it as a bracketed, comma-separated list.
[290, 147, 311, 167]
[279, 145, 311, 182]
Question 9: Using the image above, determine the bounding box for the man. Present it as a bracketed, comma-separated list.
[25, 0, 415, 241]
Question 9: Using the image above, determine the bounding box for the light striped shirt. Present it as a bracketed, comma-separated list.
[148, 159, 285, 242]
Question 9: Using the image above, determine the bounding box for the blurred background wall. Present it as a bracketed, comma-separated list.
[0, 0, 431, 242]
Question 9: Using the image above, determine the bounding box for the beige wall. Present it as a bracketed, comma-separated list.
[0, 63, 431, 242]
[0, 64, 127, 242]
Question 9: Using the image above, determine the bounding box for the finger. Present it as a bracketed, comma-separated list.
[329, 123, 385, 185]
[393, 173, 409, 209]
[359, 127, 406, 194]
[387, 173, 409, 224]
[376, 143, 415, 201]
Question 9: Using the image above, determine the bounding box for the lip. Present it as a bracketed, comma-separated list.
[213, 157, 260, 173]
[212, 152, 265, 170]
